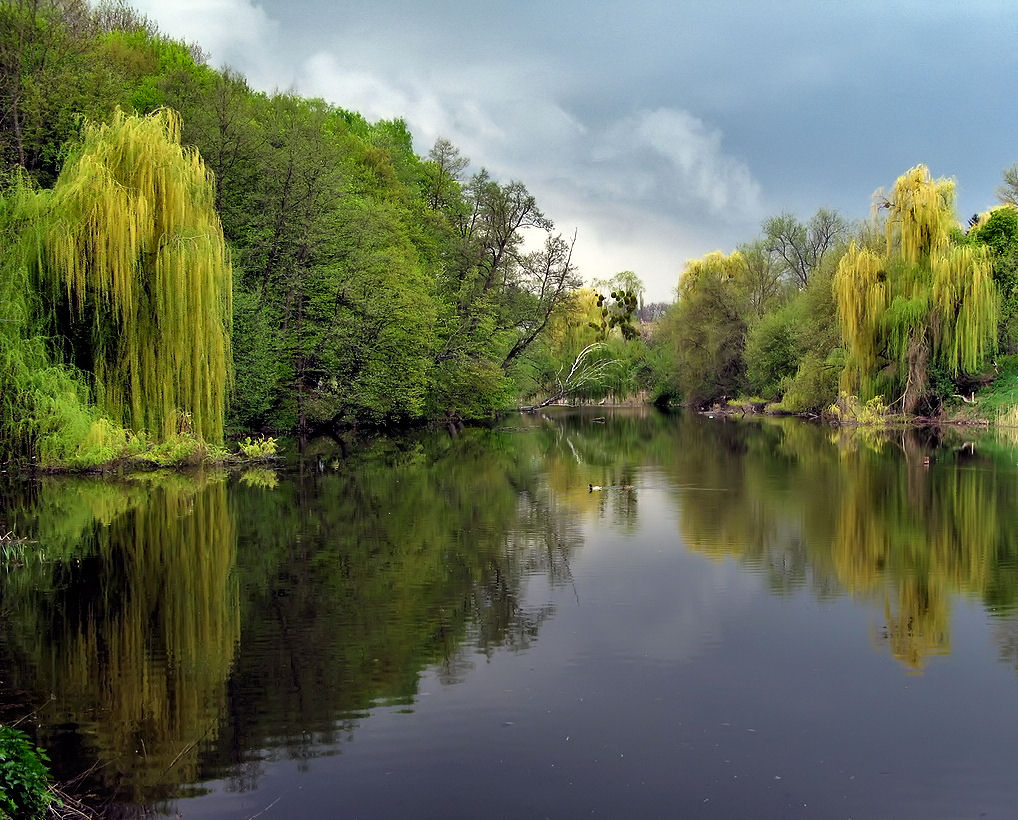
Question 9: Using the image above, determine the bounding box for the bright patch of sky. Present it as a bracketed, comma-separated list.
[131, 0, 1018, 301]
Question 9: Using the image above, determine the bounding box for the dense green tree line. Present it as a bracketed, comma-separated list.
[0, 0, 610, 466]
[645, 213, 847, 412]
[646, 167, 1018, 417]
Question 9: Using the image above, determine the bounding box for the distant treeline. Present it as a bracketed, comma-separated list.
[654, 170, 1018, 419]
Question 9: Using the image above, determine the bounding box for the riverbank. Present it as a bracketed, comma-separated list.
[3, 433, 279, 477]
[694, 395, 1018, 430]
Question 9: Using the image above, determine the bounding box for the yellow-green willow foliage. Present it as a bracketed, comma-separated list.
[677, 250, 747, 298]
[38, 108, 232, 444]
[0, 179, 103, 464]
[833, 244, 888, 395]
[835, 165, 997, 412]
[665, 416, 1009, 673]
[6, 474, 239, 802]
[826, 434, 1006, 672]
[883, 165, 956, 264]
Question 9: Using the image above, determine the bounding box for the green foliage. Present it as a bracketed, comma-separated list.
[943, 354, 1018, 424]
[763, 265, 843, 412]
[590, 289, 640, 340]
[228, 284, 279, 430]
[36, 107, 232, 444]
[237, 435, 277, 459]
[745, 303, 803, 400]
[136, 432, 217, 467]
[427, 356, 514, 419]
[670, 252, 749, 406]
[566, 337, 646, 402]
[970, 205, 1018, 255]
[835, 166, 998, 413]
[643, 326, 684, 405]
[828, 392, 890, 426]
[1, 108, 234, 466]
[668, 241, 846, 415]
[0, 726, 53, 819]
[774, 350, 842, 414]
[99, 28, 213, 115]
[1, 2, 106, 185]
[969, 206, 1018, 352]
[169, 89, 454, 428]
[983, 354, 1018, 411]
[2, 9, 587, 433]
[0, 175, 136, 468]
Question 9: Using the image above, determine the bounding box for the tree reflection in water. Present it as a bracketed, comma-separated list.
[2, 411, 1018, 810]
[668, 416, 1018, 672]
[1, 472, 238, 804]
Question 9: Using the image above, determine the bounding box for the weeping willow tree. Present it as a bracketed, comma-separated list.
[0, 175, 122, 467]
[29, 107, 232, 446]
[834, 165, 998, 413]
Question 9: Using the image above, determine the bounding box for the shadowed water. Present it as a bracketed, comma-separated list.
[3, 408, 1018, 817]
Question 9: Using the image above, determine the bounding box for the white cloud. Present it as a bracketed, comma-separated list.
[544, 194, 743, 303]
[299, 55, 414, 121]
[295, 54, 758, 301]
[131, 0, 282, 86]
[595, 108, 763, 220]
[127, 0, 1018, 306]
[297, 51, 585, 172]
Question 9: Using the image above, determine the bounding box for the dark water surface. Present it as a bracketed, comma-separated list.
[4, 408, 1018, 818]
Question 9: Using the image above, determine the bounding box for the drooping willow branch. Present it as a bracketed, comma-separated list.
[34, 108, 232, 443]
[834, 165, 997, 413]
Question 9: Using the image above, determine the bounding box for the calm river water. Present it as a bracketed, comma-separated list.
[3, 408, 1018, 818]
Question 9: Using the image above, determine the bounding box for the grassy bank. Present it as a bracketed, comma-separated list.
[941, 354, 1018, 427]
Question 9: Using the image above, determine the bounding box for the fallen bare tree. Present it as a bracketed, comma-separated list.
[520, 342, 620, 411]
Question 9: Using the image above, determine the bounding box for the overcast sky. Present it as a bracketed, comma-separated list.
[131, 0, 1018, 301]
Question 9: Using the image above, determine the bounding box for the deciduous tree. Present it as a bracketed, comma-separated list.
[36, 107, 233, 442]
[835, 165, 997, 413]
[969, 204, 1018, 353]
[996, 164, 1018, 207]
[671, 251, 750, 405]
[764, 208, 847, 289]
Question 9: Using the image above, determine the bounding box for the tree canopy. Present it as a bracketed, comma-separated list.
[835, 165, 997, 413]
[39, 107, 232, 442]
[0, 1, 591, 458]
[3, 0, 1018, 452]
